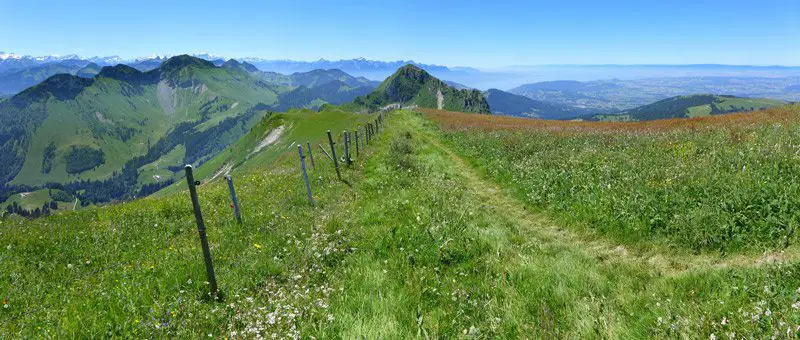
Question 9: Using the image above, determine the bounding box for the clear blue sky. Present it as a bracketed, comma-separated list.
[0, 0, 798, 67]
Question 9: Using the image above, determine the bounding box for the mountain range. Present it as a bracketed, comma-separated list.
[0, 53, 463, 95]
[0, 55, 380, 205]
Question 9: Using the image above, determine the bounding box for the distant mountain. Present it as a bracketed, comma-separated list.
[444, 80, 472, 90]
[288, 69, 379, 88]
[484, 89, 593, 119]
[240, 57, 471, 82]
[276, 81, 375, 111]
[583, 94, 785, 121]
[0, 55, 379, 206]
[0, 60, 94, 95]
[222, 59, 260, 73]
[127, 57, 168, 72]
[352, 64, 490, 113]
[216, 61, 379, 111]
[76, 63, 102, 78]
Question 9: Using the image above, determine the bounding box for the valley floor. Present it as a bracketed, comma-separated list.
[2, 110, 799, 337]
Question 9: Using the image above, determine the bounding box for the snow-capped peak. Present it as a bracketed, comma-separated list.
[0, 52, 23, 60]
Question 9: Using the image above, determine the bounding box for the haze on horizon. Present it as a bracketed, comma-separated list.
[1, 0, 798, 68]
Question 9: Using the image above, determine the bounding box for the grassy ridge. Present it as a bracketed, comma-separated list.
[3, 109, 800, 337]
[588, 94, 785, 121]
[0, 108, 376, 336]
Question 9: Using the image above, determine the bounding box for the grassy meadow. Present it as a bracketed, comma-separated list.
[428, 105, 800, 253]
[2, 107, 800, 337]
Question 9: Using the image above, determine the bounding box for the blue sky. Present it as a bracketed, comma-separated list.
[0, 0, 798, 67]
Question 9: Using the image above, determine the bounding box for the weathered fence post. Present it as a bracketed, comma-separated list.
[307, 142, 315, 171]
[226, 175, 242, 224]
[327, 130, 341, 180]
[298, 145, 315, 207]
[355, 129, 360, 157]
[343, 130, 351, 166]
[184, 165, 219, 300]
[359, 126, 365, 149]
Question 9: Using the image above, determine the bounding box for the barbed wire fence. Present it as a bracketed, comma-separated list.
[182, 111, 390, 299]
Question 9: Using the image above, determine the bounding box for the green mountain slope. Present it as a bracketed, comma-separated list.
[276, 81, 374, 111]
[0, 55, 285, 205]
[154, 105, 376, 197]
[585, 94, 785, 121]
[352, 64, 490, 113]
[220, 62, 379, 111]
[0, 56, 384, 209]
[484, 88, 593, 119]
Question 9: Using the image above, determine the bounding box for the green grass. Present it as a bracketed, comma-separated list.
[714, 96, 785, 112]
[1, 188, 76, 214]
[591, 95, 785, 121]
[3, 109, 800, 337]
[687, 104, 713, 117]
[137, 145, 186, 188]
[438, 108, 800, 254]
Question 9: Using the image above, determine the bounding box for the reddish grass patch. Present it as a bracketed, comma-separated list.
[421, 104, 800, 135]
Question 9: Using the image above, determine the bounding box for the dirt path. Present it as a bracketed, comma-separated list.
[420, 124, 800, 276]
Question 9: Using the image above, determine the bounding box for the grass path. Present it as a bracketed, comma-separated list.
[422, 118, 800, 277]
[324, 111, 800, 337]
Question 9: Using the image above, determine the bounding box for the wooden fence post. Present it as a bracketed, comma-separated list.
[359, 126, 365, 149]
[355, 129, 360, 157]
[343, 130, 351, 166]
[225, 175, 242, 224]
[298, 145, 315, 207]
[327, 130, 341, 180]
[184, 165, 219, 300]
